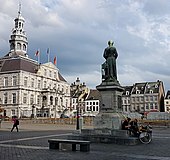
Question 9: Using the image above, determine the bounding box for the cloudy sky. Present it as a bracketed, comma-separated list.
[0, 0, 170, 91]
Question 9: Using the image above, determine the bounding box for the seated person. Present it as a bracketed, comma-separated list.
[129, 118, 139, 136]
[122, 117, 131, 130]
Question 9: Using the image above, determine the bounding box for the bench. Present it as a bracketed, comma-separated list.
[48, 139, 90, 152]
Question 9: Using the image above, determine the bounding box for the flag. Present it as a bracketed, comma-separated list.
[54, 56, 57, 65]
[35, 50, 39, 56]
[47, 48, 50, 54]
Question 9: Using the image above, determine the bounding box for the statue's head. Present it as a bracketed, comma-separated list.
[108, 40, 114, 46]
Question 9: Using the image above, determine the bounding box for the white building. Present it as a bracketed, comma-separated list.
[84, 89, 101, 117]
[70, 78, 101, 117]
[0, 6, 70, 118]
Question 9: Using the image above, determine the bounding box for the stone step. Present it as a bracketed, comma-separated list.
[68, 134, 139, 146]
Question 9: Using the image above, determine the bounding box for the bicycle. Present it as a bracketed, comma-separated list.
[129, 124, 152, 144]
[138, 124, 152, 144]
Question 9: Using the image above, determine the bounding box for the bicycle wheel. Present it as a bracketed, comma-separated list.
[139, 132, 152, 144]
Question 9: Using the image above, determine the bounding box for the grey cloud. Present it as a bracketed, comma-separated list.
[1, 0, 170, 90]
[143, 0, 170, 16]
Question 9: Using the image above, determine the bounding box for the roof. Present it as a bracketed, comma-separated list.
[145, 82, 160, 94]
[86, 89, 101, 101]
[131, 82, 146, 94]
[130, 81, 163, 95]
[58, 72, 67, 82]
[122, 86, 133, 95]
[0, 55, 67, 82]
[0, 57, 37, 73]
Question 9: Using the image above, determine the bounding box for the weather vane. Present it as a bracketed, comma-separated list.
[18, 0, 22, 15]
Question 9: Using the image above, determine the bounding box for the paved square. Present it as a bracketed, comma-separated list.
[0, 121, 170, 160]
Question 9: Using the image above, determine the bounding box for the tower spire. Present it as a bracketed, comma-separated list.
[8, 1, 28, 57]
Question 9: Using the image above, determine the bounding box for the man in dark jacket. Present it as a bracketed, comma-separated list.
[122, 117, 131, 130]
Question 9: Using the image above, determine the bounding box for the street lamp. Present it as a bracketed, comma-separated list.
[54, 97, 58, 123]
[76, 99, 80, 130]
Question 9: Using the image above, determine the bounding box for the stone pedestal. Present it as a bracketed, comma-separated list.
[94, 81, 125, 130]
[94, 112, 124, 130]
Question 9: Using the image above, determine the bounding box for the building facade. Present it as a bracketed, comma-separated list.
[122, 81, 165, 114]
[0, 6, 70, 118]
[70, 77, 89, 117]
[84, 89, 101, 117]
[70, 78, 101, 117]
[164, 91, 170, 113]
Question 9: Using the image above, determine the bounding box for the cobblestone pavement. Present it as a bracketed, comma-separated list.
[0, 121, 170, 160]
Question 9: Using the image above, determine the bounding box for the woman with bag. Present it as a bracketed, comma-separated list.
[11, 116, 19, 132]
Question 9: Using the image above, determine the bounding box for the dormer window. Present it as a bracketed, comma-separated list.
[150, 90, 153, 94]
[126, 91, 129, 95]
[136, 90, 140, 94]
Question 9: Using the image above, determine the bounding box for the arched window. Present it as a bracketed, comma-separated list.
[23, 44, 26, 51]
[19, 22, 21, 28]
[15, 21, 18, 28]
[55, 97, 58, 105]
[17, 43, 21, 50]
[10, 43, 15, 50]
[50, 96, 53, 105]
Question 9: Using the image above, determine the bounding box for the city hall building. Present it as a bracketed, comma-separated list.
[0, 8, 70, 118]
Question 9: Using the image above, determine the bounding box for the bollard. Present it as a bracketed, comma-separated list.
[0, 118, 2, 128]
[79, 117, 83, 130]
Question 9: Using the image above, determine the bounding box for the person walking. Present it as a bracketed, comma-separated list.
[11, 116, 19, 132]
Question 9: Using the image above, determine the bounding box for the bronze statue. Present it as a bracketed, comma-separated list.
[102, 40, 118, 82]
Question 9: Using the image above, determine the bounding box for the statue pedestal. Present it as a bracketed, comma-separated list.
[94, 112, 124, 130]
[94, 82, 124, 130]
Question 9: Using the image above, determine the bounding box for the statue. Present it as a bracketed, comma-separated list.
[102, 40, 118, 82]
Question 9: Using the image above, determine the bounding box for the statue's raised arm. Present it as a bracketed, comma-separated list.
[102, 40, 118, 82]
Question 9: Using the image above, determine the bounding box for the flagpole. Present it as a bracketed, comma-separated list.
[47, 48, 50, 63]
[38, 49, 40, 64]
